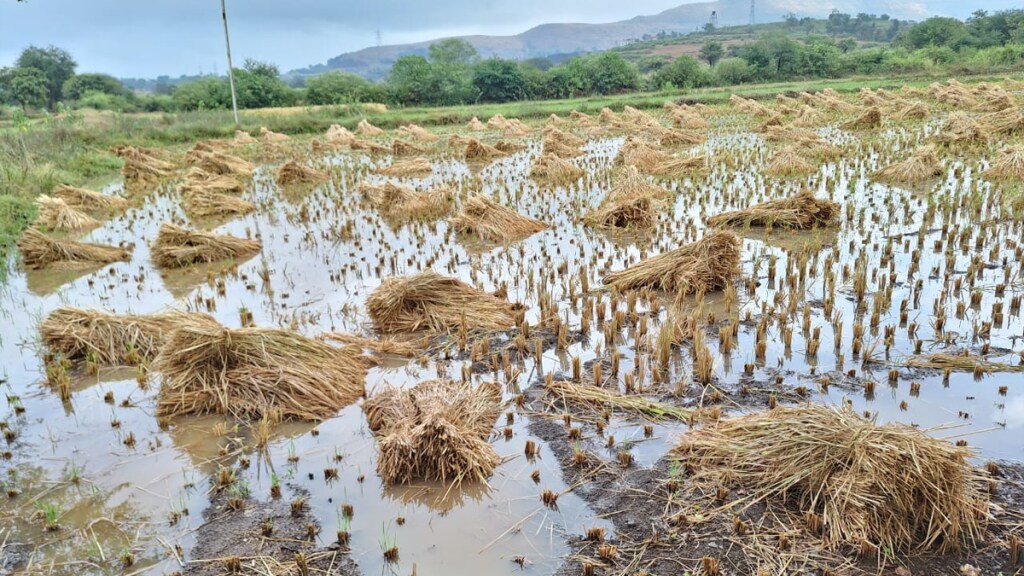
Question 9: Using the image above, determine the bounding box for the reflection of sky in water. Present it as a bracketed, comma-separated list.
[1002, 394, 1024, 431]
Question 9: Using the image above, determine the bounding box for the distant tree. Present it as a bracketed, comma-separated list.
[900, 17, 970, 50]
[0, 66, 49, 110]
[636, 55, 670, 74]
[428, 38, 479, 67]
[472, 58, 525, 102]
[546, 58, 591, 99]
[703, 23, 716, 33]
[305, 71, 373, 105]
[522, 57, 554, 71]
[389, 55, 434, 105]
[15, 45, 76, 108]
[233, 60, 293, 108]
[62, 73, 125, 100]
[172, 77, 231, 111]
[837, 38, 858, 53]
[699, 41, 725, 66]
[714, 58, 755, 85]
[653, 55, 708, 89]
[588, 53, 640, 94]
[427, 39, 478, 105]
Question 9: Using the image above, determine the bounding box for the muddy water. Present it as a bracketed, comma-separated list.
[1, 116, 1022, 575]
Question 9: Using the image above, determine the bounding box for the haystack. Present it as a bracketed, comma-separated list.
[541, 126, 585, 148]
[397, 123, 439, 142]
[546, 113, 564, 125]
[605, 165, 667, 203]
[467, 116, 486, 131]
[365, 379, 502, 485]
[530, 153, 584, 182]
[182, 189, 255, 217]
[151, 223, 261, 268]
[980, 107, 1024, 135]
[603, 230, 741, 294]
[872, 145, 943, 185]
[983, 145, 1024, 180]
[233, 130, 258, 144]
[449, 195, 547, 243]
[356, 119, 384, 136]
[259, 127, 290, 142]
[542, 138, 583, 158]
[367, 270, 522, 333]
[154, 321, 370, 420]
[391, 138, 428, 156]
[650, 154, 709, 177]
[659, 128, 705, 147]
[842, 107, 882, 130]
[463, 138, 504, 160]
[583, 195, 657, 229]
[33, 196, 99, 231]
[276, 160, 328, 186]
[615, 137, 671, 172]
[111, 145, 174, 185]
[671, 110, 710, 130]
[502, 118, 532, 136]
[895, 101, 930, 121]
[708, 191, 839, 229]
[52, 185, 129, 211]
[325, 124, 355, 144]
[351, 139, 391, 154]
[180, 167, 245, 195]
[599, 107, 620, 124]
[932, 112, 987, 144]
[729, 94, 772, 117]
[486, 114, 510, 130]
[376, 157, 433, 177]
[362, 182, 453, 221]
[494, 140, 525, 154]
[674, 405, 988, 553]
[764, 147, 818, 177]
[40, 307, 216, 366]
[185, 149, 254, 178]
[18, 228, 130, 270]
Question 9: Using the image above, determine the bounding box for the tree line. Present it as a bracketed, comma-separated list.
[3, 10, 1024, 115]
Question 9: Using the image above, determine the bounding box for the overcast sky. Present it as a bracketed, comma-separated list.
[0, 0, 1016, 78]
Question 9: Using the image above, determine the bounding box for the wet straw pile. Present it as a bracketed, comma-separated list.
[362, 182, 454, 222]
[449, 195, 547, 243]
[276, 160, 329, 186]
[872, 145, 944, 185]
[674, 405, 989, 554]
[367, 270, 523, 333]
[707, 191, 840, 229]
[51, 185, 129, 211]
[154, 321, 371, 420]
[111, 145, 175, 187]
[603, 230, 741, 295]
[33, 195, 99, 231]
[151, 223, 261, 268]
[40, 307, 216, 366]
[364, 379, 502, 485]
[376, 157, 434, 177]
[530, 153, 585, 182]
[17, 228, 130, 269]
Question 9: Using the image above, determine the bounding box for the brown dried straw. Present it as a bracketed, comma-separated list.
[18, 228, 130, 269]
[872, 145, 943, 185]
[530, 153, 584, 182]
[604, 229, 741, 295]
[449, 195, 547, 243]
[151, 223, 261, 268]
[182, 189, 255, 217]
[983, 145, 1024, 180]
[376, 157, 433, 177]
[34, 195, 99, 231]
[276, 160, 329, 186]
[52, 185, 129, 211]
[708, 191, 839, 230]
[362, 182, 453, 222]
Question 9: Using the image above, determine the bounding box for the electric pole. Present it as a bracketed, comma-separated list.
[221, 0, 240, 126]
[750, 0, 756, 26]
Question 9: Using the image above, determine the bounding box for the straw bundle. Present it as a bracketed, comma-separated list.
[603, 230, 741, 294]
[363, 182, 453, 221]
[365, 379, 502, 485]
[449, 195, 547, 243]
[111, 145, 174, 185]
[40, 307, 216, 366]
[583, 195, 656, 229]
[154, 322, 370, 420]
[18, 228, 130, 269]
[599, 107, 620, 124]
[546, 113, 564, 125]
[650, 154, 709, 177]
[185, 149, 254, 178]
[983, 145, 1024, 180]
[180, 167, 245, 195]
[541, 126, 585, 147]
[356, 119, 384, 136]
[321, 332, 423, 357]
[756, 114, 784, 132]
[182, 189, 255, 217]
[376, 157, 433, 177]
[467, 116, 485, 131]
[794, 139, 843, 161]
[276, 160, 328, 185]
[494, 140, 525, 154]
[530, 153, 584, 182]
[842, 107, 882, 130]
[542, 138, 583, 158]
[604, 165, 667, 203]
[51, 185, 129, 211]
[894, 101, 930, 121]
[675, 405, 988, 553]
[980, 107, 1024, 135]
[764, 147, 818, 177]
[486, 114, 510, 130]
[463, 138, 503, 160]
[615, 136, 671, 172]
[932, 112, 987, 144]
[233, 130, 258, 144]
[367, 270, 522, 333]
[397, 123, 439, 142]
[34, 195, 100, 231]
[502, 118, 532, 136]
[729, 94, 772, 117]
[659, 128, 705, 147]
[546, 379, 692, 420]
[325, 124, 355, 144]
[978, 89, 1014, 112]
[151, 223, 261, 268]
[671, 110, 710, 130]
[259, 127, 290, 142]
[621, 105, 662, 129]
[391, 138, 428, 156]
[872, 145, 943, 184]
[708, 191, 839, 230]
[351, 138, 391, 154]
[310, 138, 346, 152]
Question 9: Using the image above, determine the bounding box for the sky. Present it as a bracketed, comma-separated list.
[1, 0, 1020, 79]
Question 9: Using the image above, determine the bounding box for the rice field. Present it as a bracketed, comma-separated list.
[1, 79, 1024, 575]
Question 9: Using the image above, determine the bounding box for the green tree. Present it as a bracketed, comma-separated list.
[233, 59, 294, 109]
[62, 73, 125, 100]
[304, 71, 373, 105]
[0, 67, 49, 110]
[15, 45, 76, 109]
[714, 58, 755, 84]
[654, 55, 708, 89]
[389, 55, 434, 105]
[427, 38, 479, 105]
[588, 53, 639, 94]
[171, 77, 231, 111]
[699, 41, 724, 67]
[546, 58, 591, 98]
[472, 58, 525, 102]
[900, 17, 970, 50]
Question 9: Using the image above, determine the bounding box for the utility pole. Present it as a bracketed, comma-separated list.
[749, 0, 755, 26]
[376, 29, 382, 47]
[221, 0, 240, 126]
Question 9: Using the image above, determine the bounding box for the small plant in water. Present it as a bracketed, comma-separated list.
[35, 500, 60, 531]
[380, 523, 399, 562]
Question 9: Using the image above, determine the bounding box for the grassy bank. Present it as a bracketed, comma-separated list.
[1, 69, 1020, 256]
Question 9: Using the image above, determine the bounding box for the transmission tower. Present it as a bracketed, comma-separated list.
[376, 29, 382, 47]
[710, 10, 718, 27]
[749, 0, 755, 25]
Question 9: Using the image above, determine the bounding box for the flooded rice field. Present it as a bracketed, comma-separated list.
[2, 83, 1024, 575]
